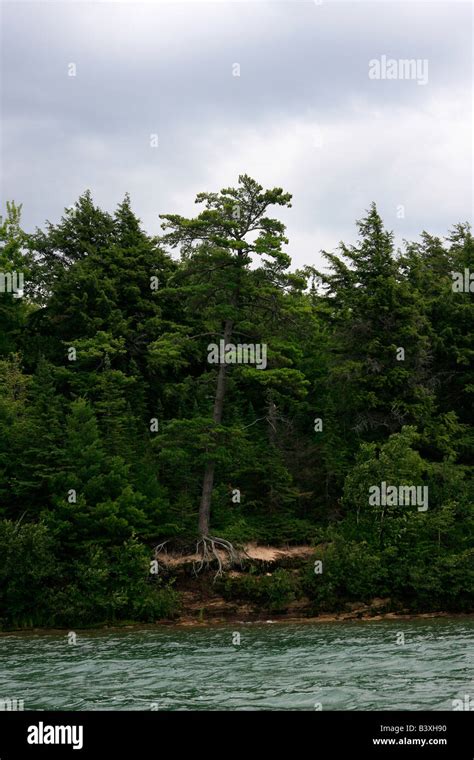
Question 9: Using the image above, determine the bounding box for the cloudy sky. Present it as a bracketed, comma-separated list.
[1, 0, 472, 269]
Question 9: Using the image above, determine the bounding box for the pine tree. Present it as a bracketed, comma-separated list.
[46, 398, 150, 553]
[159, 175, 312, 554]
[0, 202, 32, 356]
[9, 358, 65, 517]
[318, 204, 434, 461]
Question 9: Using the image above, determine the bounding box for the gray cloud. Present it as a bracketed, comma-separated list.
[1, 0, 472, 270]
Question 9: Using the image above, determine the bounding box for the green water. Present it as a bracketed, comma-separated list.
[1, 618, 472, 710]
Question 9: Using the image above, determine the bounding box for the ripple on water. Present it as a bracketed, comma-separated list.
[0, 618, 472, 710]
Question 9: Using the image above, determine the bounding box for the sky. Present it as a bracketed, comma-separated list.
[1, 0, 472, 270]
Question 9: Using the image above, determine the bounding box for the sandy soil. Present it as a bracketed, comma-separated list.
[156, 542, 315, 567]
[242, 543, 315, 561]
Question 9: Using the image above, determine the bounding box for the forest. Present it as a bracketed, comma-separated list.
[0, 175, 472, 628]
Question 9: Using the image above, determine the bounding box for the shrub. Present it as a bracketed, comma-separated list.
[0, 522, 180, 628]
[49, 537, 181, 626]
[219, 568, 300, 611]
[0, 519, 58, 628]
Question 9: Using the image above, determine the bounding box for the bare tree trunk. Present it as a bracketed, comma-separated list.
[267, 394, 277, 446]
[198, 318, 233, 536]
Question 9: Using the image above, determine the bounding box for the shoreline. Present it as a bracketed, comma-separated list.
[1, 610, 473, 636]
[2, 544, 472, 636]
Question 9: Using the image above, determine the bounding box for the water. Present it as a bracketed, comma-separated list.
[0, 618, 472, 711]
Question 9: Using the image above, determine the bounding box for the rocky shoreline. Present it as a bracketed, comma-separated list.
[151, 542, 472, 628]
[2, 544, 472, 634]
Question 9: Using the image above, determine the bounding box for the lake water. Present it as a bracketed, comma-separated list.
[1, 618, 472, 711]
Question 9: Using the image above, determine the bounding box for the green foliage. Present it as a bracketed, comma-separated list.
[303, 539, 391, 610]
[302, 538, 473, 614]
[49, 537, 180, 626]
[342, 426, 429, 540]
[0, 520, 58, 628]
[0, 521, 180, 629]
[0, 187, 472, 625]
[219, 568, 300, 611]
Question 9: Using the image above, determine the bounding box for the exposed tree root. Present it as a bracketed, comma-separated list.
[152, 540, 170, 574]
[193, 535, 241, 579]
[152, 536, 249, 580]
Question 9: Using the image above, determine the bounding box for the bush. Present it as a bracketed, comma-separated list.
[48, 537, 181, 626]
[218, 514, 323, 545]
[219, 568, 300, 611]
[403, 549, 474, 612]
[302, 539, 390, 611]
[0, 521, 181, 629]
[302, 535, 474, 614]
[0, 519, 58, 628]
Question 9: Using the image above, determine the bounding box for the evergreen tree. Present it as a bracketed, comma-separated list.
[317, 204, 435, 495]
[159, 175, 309, 550]
[0, 202, 32, 356]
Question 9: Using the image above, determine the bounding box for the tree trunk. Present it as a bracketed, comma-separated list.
[198, 318, 233, 536]
[267, 395, 277, 446]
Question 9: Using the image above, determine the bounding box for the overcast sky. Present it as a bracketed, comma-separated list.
[1, 0, 472, 269]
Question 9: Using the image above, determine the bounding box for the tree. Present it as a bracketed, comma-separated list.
[7, 358, 65, 517]
[45, 398, 150, 554]
[0, 202, 33, 357]
[159, 175, 297, 557]
[315, 203, 435, 496]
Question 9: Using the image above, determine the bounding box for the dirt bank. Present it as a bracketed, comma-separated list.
[154, 542, 472, 627]
[155, 542, 315, 568]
